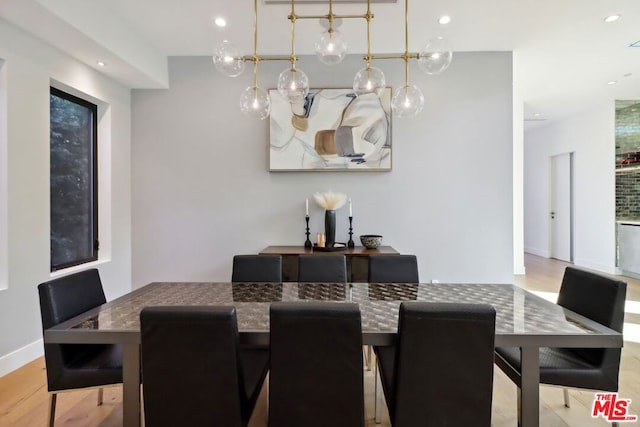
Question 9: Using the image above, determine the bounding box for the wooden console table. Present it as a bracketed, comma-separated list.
[259, 245, 399, 282]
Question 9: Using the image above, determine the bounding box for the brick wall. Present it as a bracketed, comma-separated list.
[616, 168, 640, 218]
[616, 103, 640, 218]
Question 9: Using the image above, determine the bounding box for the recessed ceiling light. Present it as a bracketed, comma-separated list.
[214, 17, 227, 28]
[438, 15, 451, 25]
[604, 14, 620, 23]
[97, 61, 106, 67]
[534, 113, 540, 117]
[608, 80, 618, 85]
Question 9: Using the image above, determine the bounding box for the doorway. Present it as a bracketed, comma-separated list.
[549, 152, 574, 262]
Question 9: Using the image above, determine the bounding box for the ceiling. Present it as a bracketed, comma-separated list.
[1, 0, 639, 127]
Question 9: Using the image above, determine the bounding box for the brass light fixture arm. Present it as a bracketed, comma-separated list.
[363, 0, 374, 67]
[243, 55, 292, 62]
[287, 0, 298, 69]
[290, 0, 373, 48]
[240, 0, 293, 88]
[366, 0, 415, 87]
[293, 13, 372, 20]
[369, 53, 419, 61]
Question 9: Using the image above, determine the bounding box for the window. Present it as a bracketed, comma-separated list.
[50, 87, 98, 271]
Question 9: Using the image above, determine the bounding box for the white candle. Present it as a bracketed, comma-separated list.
[349, 198, 353, 217]
[305, 198, 309, 216]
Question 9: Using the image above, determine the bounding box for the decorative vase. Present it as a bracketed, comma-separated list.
[325, 209, 336, 248]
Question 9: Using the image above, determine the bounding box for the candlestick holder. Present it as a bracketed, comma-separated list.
[304, 215, 312, 248]
[347, 216, 355, 248]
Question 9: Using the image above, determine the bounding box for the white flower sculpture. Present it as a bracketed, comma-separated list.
[313, 191, 348, 211]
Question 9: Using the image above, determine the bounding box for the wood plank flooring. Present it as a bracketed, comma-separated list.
[1, 254, 639, 426]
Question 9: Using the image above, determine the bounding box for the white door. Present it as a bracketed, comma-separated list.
[550, 153, 573, 262]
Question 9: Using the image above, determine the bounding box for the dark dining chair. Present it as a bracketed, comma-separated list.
[297, 254, 347, 283]
[38, 268, 122, 427]
[269, 302, 364, 427]
[140, 306, 269, 427]
[495, 267, 627, 425]
[231, 254, 282, 282]
[368, 254, 419, 283]
[367, 254, 420, 403]
[375, 302, 496, 427]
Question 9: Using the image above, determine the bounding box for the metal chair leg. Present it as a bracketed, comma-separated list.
[563, 388, 570, 408]
[366, 345, 372, 371]
[97, 387, 104, 406]
[374, 362, 383, 424]
[48, 393, 57, 427]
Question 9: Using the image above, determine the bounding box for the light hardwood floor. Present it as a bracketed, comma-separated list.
[1, 254, 638, 427]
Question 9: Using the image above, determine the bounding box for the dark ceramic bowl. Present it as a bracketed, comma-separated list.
[360, 234, 383, 249]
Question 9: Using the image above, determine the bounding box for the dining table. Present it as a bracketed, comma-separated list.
[43, 281, 623, 427]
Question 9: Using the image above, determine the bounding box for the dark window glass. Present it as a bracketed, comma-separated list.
[50, 87, 98, 271]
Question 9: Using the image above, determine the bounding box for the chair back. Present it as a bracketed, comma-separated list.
[298, 255, 347, 283]
[231, 254, 282, 282]
[368, 254, 419, 283]
[269, 302, 364, 427]
[38, 268, 108, 390]
[557, 267, 627, 372]
[391, 302, 496, 427]
[140, 306, 248, 427]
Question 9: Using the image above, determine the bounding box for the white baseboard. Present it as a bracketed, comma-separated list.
[524, 246, 549, 258]
[514, 264, 526, 275]
[573, 258, 617, 275]
[0, 339, 43, 378]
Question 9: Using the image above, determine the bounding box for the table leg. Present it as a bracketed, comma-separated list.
[123, 343, 141, 427]
[519, 346, 540, 427]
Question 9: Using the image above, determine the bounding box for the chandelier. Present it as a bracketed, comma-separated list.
[213, 0, 453, 119]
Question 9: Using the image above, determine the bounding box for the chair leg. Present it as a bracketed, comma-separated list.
[563, 388, 570, 408]
[364, 345, 372, 371]
[374, 362, 383, 424]
[97, 387, 104, 406]
[612, 423, 619, 427]
[48, 393, 57, 427]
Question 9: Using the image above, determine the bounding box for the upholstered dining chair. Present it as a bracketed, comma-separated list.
[367, 254, 420, 395]
[297, 254, 347, 283]
[368, 254, 419, 284]
[231, 254, 282, 282]
[38, 268, 122, 427]
[495, 267, 627, 426]
[140, 306, 269, 427]
[269, 302, 365, 427]
[375, 302, 496, 427]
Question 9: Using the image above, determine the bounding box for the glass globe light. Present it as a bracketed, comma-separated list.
[213, 40, 245, 77]
[277, 67, 309, 104]
[352, 66, 386, 96]
[417, 37, 453, 75]
[391, 85, 425, 118]
[315, 30, 347, 65]
[239, 86, 271, 120]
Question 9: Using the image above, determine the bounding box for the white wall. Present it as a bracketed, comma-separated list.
[513, 51, 525, 275]
[0, 18, 132, 376]
[132, 52, 514, 286]
[0, 58, 8, 291]
[524, 104, 616, 273]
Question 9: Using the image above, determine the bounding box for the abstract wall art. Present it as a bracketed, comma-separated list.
[269, 88, 392, 171]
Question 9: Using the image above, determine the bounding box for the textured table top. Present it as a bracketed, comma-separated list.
[47, 282, 622, 348]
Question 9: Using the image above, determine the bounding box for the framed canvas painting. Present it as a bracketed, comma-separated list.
[269, 88, 392, 171]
